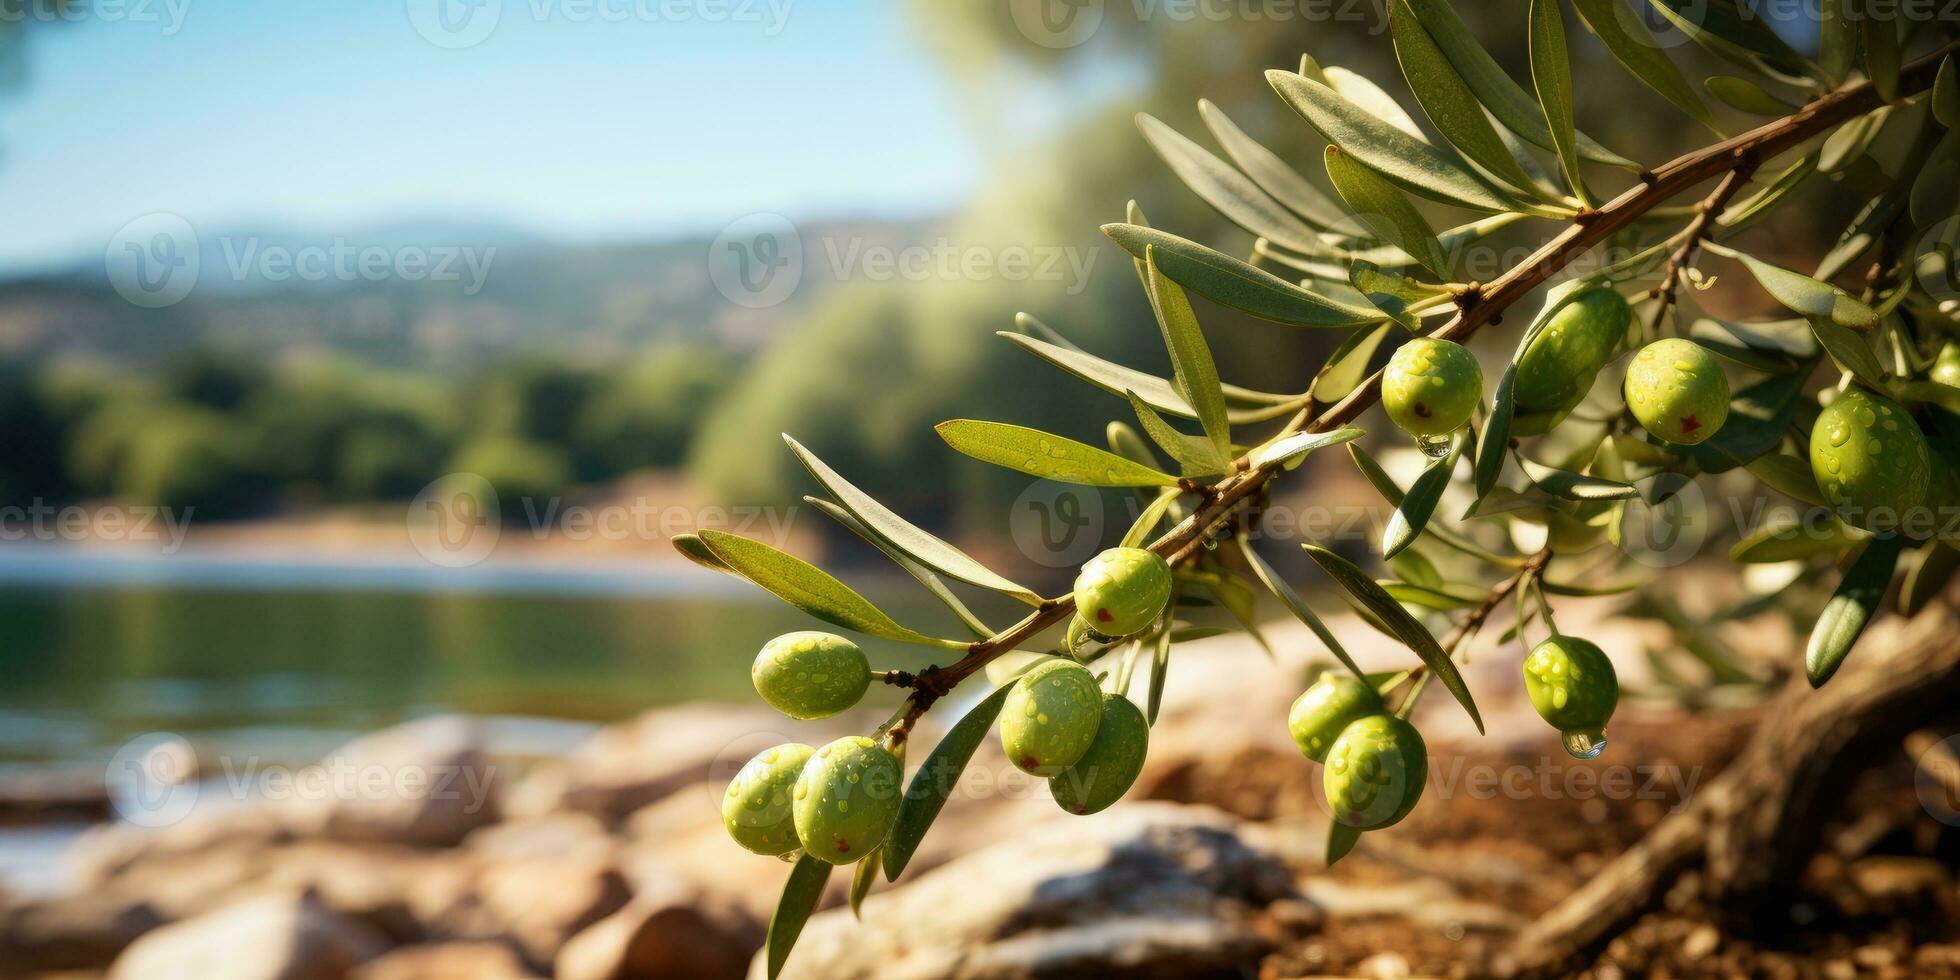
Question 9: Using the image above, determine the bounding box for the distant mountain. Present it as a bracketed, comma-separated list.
[0, 216, 939, 370]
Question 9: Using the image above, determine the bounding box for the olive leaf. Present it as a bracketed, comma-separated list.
[1688, 316, 1817, 360]
[1717, 153, 1820, 232]
[1388, 0, 1547, 199]
[671, 532, 731, 572]
[1102, 223, 1382, 327]
[849, 846, 881, 919]
[787, 435, 1040, 603]
[1196, 99, 1349, 228]
[1352, 444, 1521, 566]
[1861, 12, 1900, 103]
[1569, 0, 1719, 134]
[1145, 246, 1233, 459]
[1266, 69, 1546, 216]
[1397, 0, 1639, 170]
[1820, 107, 1893, 174]
[803, 497, 995, 639]
[1324, 146, 1450, 278]
[1120, 488, 1182, 549]
[1125, 390, 1230, 478]
[1313, 322, 1400, 400]
[935, 420, 1178, 487]
[1935, 55, 1958, 127]
[1147, 623, 1174, 725]
[1743, 453, 1827, 506]
[1349, 264, 1434, 331]
[697, 530, 957, 647]
[1646, 0, 1815, 83]
[1000, 331, 1294, 424]
[1681, 373, 1803, 473]
[1382, 430, 1467, 559]
[1902, 542, 1960, 616]
[883, 682, 1014, 881]
[1527, 0, 1591, 206]
[1729, 518, 1865, 563]
[1382, 580, 1485, 610]
[1471, 360, 1516, 506]
[1808, 316, 1888, 388]
[1136, 112, 1323, 254]
[1323, 65, 1429, 141]
[1702, 242, 1878, 328]
[1327, 821, 1363, 867]
[1238, 533, 1367, 681]
[1806, 535, 1904, 688]
[767, 855, 832, 980]
[1247, 426, 1367, 470]
[1520, 457, 1638, 500]
[1302, 543, 1484, 732]
[1704, 75, 1798, 115]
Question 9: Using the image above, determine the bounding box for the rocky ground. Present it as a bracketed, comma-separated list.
[3, 603, 1958, 979]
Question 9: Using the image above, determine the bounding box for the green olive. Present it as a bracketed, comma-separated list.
[1050, 694, 1149, 815]
[1523, 636, 1617, 758]
[1809, 388, 1931, 533]
[1382, 338, 1484, 437]
[722, 742, 814, 856]
[999, 659, 1104, 776]
[1323, 715, 1427, 830]
[792, 736, 902, 864]
[1513, 288, 1631, 418]
[1287, 673, 1384, 763]
[1623, 338, 1730, 445]
[1072, 547, 1172, 637]
[751, 631, 872, 720]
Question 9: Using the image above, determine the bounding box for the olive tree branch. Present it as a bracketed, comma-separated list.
[883, 45, 1952, 746]
[1643, 161, 1759, 336]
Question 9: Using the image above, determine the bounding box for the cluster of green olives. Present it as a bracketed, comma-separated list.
[1379, 288, 1737, 452]
[723, 546, 1175, 862]
[726, 631, 903, 864]
[1286, 675, 1427, 831]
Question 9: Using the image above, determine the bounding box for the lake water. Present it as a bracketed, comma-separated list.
[0, 546, 956, 771]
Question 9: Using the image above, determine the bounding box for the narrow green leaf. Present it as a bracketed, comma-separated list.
[1744, 453, 1827, 506]
[1389, 0, 1547, 198]
[1520, 457, 1639, 500]
[1910, 129, 1960, 230]
[1323, 65, 1429, 141]
[1382, 579, 1486, 610]
[1324, 146, 1450, 277]
[1147, 624, 1173, 725]
[1120, 488, 1181, 549]
[1528, 0, 1591, 206]
[1704, 75, 1799, 114]
[1001, 331, 1293, 423]
[1197, 99, 1348, 228]
[1266, 70, 1543, 216]
[1806, 535, 1904, 687]
[1102, 223, 1382, 327]
[1704, 242, 1878, 327]
[1808, 315, 1888, 388]
[1301, 543, 1484, 732]
[1349, 264, 1434, 331]
[1687, 316, 1818, 359]
[1327, 821, 1363, 867]
[1399, 0, 1640, 169]
[1248, 427, 1367, 470]
[936, 420, 1178, 487]
[1570, 0, 1720, 133]
[849, 847, 880, 919]
[1383, 431, 1467, 558]
[1681, 373, 1803, 472]
[767, 855, 832, 980]
[697, 530, 951, 646]
[1313, 322, 1399, 401]
[1145, 246, 1233, 458]
[1861, 10, 1900, 103]
[1125, 390, 1229, 477]
[1645, 0, 1815, 82]
[1902, 542, 1960, 616]
[1935, 56, 1958, 128]
[1472, 361, 1516, 504]
[1820, 107, 1892, 174]
[1392, 548, 1445, 590]
[804, 498, 994, 639]
[1729, 517, 1865, 563]
[1239, 534, 1367, 681]
[787, 435, 1038, 603]
[671, 532, 731, 572]
[1717, 153, 1820, 232]
[883, 682, 1013, 881]
[1137, 112, 1322, 254]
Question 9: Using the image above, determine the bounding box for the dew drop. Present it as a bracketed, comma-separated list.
[1415, 432, 1453, 459]
[1562, 729, 1607, 760]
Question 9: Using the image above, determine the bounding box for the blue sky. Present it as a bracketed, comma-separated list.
[0, 0, 985, 272]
